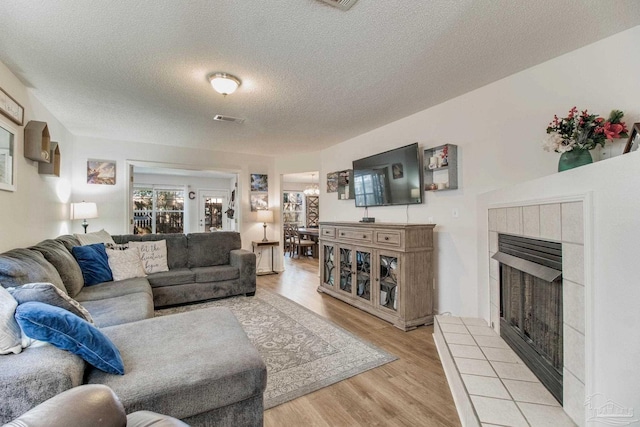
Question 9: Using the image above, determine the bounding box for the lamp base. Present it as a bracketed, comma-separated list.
[262, 223, 268, 242]
[82, 220, 89, 234]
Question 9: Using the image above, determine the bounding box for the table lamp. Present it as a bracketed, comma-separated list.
[257, 209, 274, 242]
[70, 202, 98, 233]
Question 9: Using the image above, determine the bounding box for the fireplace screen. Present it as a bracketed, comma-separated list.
[493, 234, 563, 403]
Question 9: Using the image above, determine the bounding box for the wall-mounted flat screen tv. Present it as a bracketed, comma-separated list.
[352, 142, 423, 207]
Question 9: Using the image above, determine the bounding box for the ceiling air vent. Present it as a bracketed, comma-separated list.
[318, 0, 358, 11]
[213, 114, 245, 124]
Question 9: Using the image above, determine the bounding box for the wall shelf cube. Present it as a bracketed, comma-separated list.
[24, 120, 51, 163]
[423, 144, 458, 191]
[38, 141, 60, 176]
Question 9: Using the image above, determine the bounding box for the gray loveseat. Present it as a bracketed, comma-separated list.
[0, 232, 265, 426]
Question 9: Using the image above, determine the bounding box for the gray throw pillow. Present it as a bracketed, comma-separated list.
[8, 283, 94, 324]
[31, 239, 85, 298]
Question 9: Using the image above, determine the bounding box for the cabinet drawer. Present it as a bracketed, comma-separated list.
[375, 231, 402, 247]
[337, 228, 373, 243]
[321, 227, 336, 238]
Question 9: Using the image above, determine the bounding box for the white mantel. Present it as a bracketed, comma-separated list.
[477, 152, 640, 425]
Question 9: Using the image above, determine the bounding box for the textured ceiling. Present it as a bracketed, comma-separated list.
[0, 1, 638, 156]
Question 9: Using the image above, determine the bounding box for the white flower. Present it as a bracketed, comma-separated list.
[542, 132, 563, 152]
[542, 132, 575, 153]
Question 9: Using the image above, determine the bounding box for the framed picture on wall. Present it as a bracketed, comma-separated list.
[623, 123, 640, 154]
[250, 193, 268, 211]
[327, 171, 339, 193]
[87, 159, 116, 185]
[0, 86, 24, 126]
[250, 174, 268, 192]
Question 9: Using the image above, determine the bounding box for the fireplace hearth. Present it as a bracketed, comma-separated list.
[493, 234, 563, 403]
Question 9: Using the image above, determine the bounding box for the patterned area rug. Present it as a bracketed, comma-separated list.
[155, 289, 397, 409]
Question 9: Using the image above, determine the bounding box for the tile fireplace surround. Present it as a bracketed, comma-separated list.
[436, 200, 586, 426]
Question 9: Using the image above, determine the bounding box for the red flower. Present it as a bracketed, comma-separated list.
[604, 122, 625, 140]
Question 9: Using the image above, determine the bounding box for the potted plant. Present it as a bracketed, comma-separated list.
[543, 107, 628, 171]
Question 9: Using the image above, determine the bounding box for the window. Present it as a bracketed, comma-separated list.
[283, 192, 305, 226]
[133, 186, 184, 234]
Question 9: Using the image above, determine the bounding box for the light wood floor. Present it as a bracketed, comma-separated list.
[259, 255, 461, 427]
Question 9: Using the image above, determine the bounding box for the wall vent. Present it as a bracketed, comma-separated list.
[318, 0, 358, 11]
[213, 114, 245, 124]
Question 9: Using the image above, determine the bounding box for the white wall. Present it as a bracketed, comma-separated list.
[318, 25, 640, 317]
[134, 173, 234, 233]
[69, 135, 274, 250]
[0, 61, 75, 251]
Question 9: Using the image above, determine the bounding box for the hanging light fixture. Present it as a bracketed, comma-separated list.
[303, 173, 320, 196]
[208, 73, 241, 96]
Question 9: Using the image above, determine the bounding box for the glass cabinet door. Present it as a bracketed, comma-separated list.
[355, 250, 371, 302]
[339, 247, 353, 294]
[322, 244, 335, 287]
[378, 254, 399, 311]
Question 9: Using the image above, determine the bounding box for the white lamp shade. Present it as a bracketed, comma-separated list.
[70, 202, 98, 220]
[257, 210, 274, 223]
[209, 73, 241, 95]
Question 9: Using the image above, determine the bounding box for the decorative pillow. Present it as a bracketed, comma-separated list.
[15, 302, 124, 375]
[0, 287, 22, 355]
[106, 247, 146, 281]
[71, 244, 113, 286]
[75, 229, 116, 246]
[31, 239, 85, 298]
[128, 240, 169, 274]
[8, 283, 94, 324]
[105, 242, 129, 251]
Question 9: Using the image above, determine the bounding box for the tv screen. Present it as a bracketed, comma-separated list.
[352, 143, 423, 207]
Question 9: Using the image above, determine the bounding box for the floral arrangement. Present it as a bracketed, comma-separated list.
[543, 107, 628, 153]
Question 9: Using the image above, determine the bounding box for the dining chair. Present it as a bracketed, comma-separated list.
[292, 225, 315, 258]
[283, 224, 295, 257]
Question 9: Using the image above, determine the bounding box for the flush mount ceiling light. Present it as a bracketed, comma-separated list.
[208, 73, 241, 96]
[317, 0, 358, 11]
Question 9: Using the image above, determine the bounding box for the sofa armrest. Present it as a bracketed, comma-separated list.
[230, 249, 256, 289]
[5, 384, 126, 427]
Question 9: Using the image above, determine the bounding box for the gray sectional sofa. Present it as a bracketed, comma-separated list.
[0, 231, 265, 426]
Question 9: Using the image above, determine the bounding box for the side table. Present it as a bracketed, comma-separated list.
[252, 240, 279, 276]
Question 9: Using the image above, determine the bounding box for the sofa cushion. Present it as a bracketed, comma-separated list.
[0, 248, 66, 293]
[146, 268, 195, 288]
[106, 247, 146, 281]
[0, 343, 85, 424]
[187, 232, 241, 268]
[31, 239, 85, 298]
[54, 235, 81, 253]
[0, 287, 21, 355]
[74, 277, 152, 302]
[113, 234, 188, 269]
[75, 229, 116, 246]
[128, 241, 169, 274]
[72, 244, 114, 286]
[192, 265, 240, 283]
[89, 307, 266, 419]
[9, 283, 94, 324]
[15, 302, 124, 375]
[81, 292, 154, 328]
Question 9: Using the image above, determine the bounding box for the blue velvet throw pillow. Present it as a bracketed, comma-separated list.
[15, 302, 124, 375]
[72, 243, 113, 286]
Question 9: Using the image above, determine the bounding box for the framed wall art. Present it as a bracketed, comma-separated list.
[87, 159, 116, 185]
[250, 174, 268, 192]
[0, 122, 16, 192]
[327, 171, 338, 193]
[623, 123, 640, 154]
[250, 193, 268, 211]
[0, 87, 24, 126]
